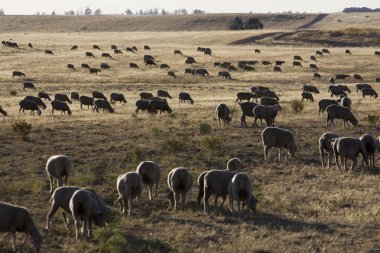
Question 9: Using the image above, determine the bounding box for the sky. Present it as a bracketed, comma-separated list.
[1, 0, 379, 15]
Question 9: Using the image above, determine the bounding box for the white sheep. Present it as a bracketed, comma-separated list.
[261, 127, 298, 161]
[167, 167, 193, 210]
[46, 155, 73, 193]
[332, 137, 369, 172]
[136, 161, 161, 200]
[319, 132, 340, 168]
[115, 172, 142, 215]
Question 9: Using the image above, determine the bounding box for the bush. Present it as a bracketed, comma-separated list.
[199, 136, 224, 155]
[290, 99, 304, 113]
[364, 114, 380, 124]
[96, 228, 127, 253]
[162, 137, 187, 154]
[198, 123, 212, 135]
[12, 120, 32, 140]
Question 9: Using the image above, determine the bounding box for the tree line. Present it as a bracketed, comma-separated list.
[342, 7, 380, 13]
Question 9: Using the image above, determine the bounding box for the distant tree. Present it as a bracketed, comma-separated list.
[342, 7, 380, 13]
[125, 9, 133, 15]
[229, 17, 244, 30]
[0, 9, 4, 15]
[76, 10, 80, 15]
[161, 9, 168, 15]
[181, 9, 188, 14]
[193, 9, 205, 14]
[42, 12, 46, 15]
[94, 8, 102, 15]
[139, 9, 143, 15]
[148, 9, 153, 15]
[153, 7, 159, 15]
[84, 6, 92, 15]
[51, 11, 56, 15]
[65, 10, 75, 15]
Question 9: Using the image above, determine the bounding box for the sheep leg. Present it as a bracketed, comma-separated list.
[278, 148, 282, 162]
[350, 158, 357, 172]
[344, 158, 347, 171]
[127, 195, 132, 215]
[61, 212, 70, 230]
[204, 190, 211, 213]
[335, 153, 341, 170]
[57, 178, 64, 187]
[148, 185, 153, 201]
[264, 146, 270, 160]
[87, 219, 92, 238]
[320, 151, 325, 167]
[174, 192, 180, 210]
[74, 219, 81, 240]
[228, 195, 234, 212]
[237, 199, 241, 217]
[181, 193, 186, 210]
[48, 176, 54, 193]
[46, 202, 60, 230]
[327, 151, 333, 168]
[11, 232, 16, 250]
[154, 183, 158, 197]
[213, 194, 220, 213]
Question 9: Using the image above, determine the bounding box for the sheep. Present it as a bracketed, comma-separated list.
[359, 134, 377, 169]
[51, 100, 72, 115]
[274, 66, 282, 72]
[310, 63, 318, 70]
[179, 92, 194, 104]
[301, 92, 314, 102]
[0, 202, 42, 253]
[13, 71, 25, 78]
[46, 186, 108, 231]
[38, 92, 51, 101]
[261, 127, 298, 161]
[130, 63, 139, 69]
[70, 189, 108, 239]
[0, 106, 7, 117]
[337, 96, 351, 109]
[54, 93, 72, 104]
[318, 99, 339, 115]
[228, 173, 258, 216]
[115, 172, 142, 216]
[23, 82, 36, 90]
[110, 93, 127, 103]
[236, 92, 256, 102]
[46, 155, 73, 193]
[260, 96, 279, 106]
[362, 88, 378, 99]
[140, 92, 154, 100]
[239, 102, 258, 128]
[255, 90, 280, 100]
[149, 99, 172, 114]
[356, 83, 372, 92]
[313, 73, 321, 79]
[336, 85, 351, 94]
[157, 90, 173, 99]
[81, 63, 90, 69]
[71, 92, 80, 102]
[160, 63, 170, 69]
[332, 137, 369, 172]
[326, 105, 358, 127]
[101, 63, 111, 69]
[136, 161, 161, 200]
[24, 96, 47, 109]
[79, 96, 94, 109]
[94, 100, 115, 113]
[319, 132, 340, 168]
[216, 103, 231, 126]
[353, 74, 362, 81]
[227, 157, 243, 171]
[329, 87, 347, 97]
[135, 100, 150, 114]
[19, 99, 41, 116]
[92, 91, 107, 100]
[203, 169, 236, 213]
[167, 168, 193, 210]
[144, 45, 151, 50]
[302, 85, 320, 94]
[168, 71, 176, 78]
[253, 104, 281, 127]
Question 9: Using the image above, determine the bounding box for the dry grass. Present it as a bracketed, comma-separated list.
[0, 31, 380, 253]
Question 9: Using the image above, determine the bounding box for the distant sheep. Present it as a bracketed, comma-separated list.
[326, 105, 358, 127]
[238, 102, 258, 127]
[110, 93, 127, 103]
[140, 92, 153, 100]
[303, 85, 320, 94]
[135, 100, 150, 114]
[79, 96, 94, 109]
[216, 103, 231, 126]
[38, 92, 51, 101]
[51, 100, 72, 115]
[24, 96, 47, 109]
[94, 100, 114, 113]
[157, 90, 172, 99]
[301, 92, 314, 102]
[359, 134, 377, 169]
[92, 91, 107, 100]
[318, 99, 339, 115]
[362, 88, 378, 99]
[261, 127, 298, 161]
[179, 92, 194, 104]
[236, 92, 256, 102]
[19, 99, 41, 116]
[149, 99, 172, 114]
[46, 155, 73, 193]
[23, 82, 36, 91]
[55, 93, 72, 104]
[71, 92, 80, 102]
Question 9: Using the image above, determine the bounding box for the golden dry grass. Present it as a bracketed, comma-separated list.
[0, 31, 380, 253]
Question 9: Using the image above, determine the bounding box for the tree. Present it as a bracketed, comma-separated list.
[161, 9, 167, 15]
[84, 6, 92, 15]
[94, 8, 102, 15]
[139, 9, 143, 15]
[181, 9, 188, 14]
[0, 9, 5, 15]
[193, 9, 205, 14]
[125, 9, 133, 15]
[65, 10, 75, 15]
[153, 8, 159, 15]
[51, 11, 56, 15]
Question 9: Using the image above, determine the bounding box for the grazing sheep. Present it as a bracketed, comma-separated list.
[145, 59, 156, 66]
[301, 92, 314, 102]
[13, 71, 25, 77]
[322, 49, 331, 54]
[101, 53, 112, 59]
[135, 100, 150, 114]
[24, 96, 47, 109]
[362, 88, 378, 99]
[160, 63, 170, 69]
[89, 68, 101, 75]
[85, 52, 95, 58]
[303, 85, 320, 94]
[115, 172, 142, 216]
[275, 60, 285, 65]
[174, 50, 182, 55]
[71, 92, 80, 102]
[203, 169, 236, 213]
[356, 83, 372, 92]
[220, 62, 231, 68]
[329, 77, 335, 84]
[111, 45, 118, 50]
[315, 50, 323, 56]
[326, 105, 358, 127]
[255, 90, 280, 100]
[193, 68, 209, 76]
[236, 92, 256, 102]
[126, 47, 135, 53]
[359, 134, 377, 169]
[274, 66, 282, 72]
[46, 155, 73, 193]
[92, 91, 107, 100]
[179, 92, 194, 104]
[319, 132, 340, 168]
[293, 61, 302, 67]
[260, 96, 279, 107]
[45, 50, 54, 55]
[136, 161, 161, 200]
[100, 63, 110, 69]
[144, 45, 151, 50]
[227, 158, 243, 171]
[81, 63, 90, 69]
[140, 92, 154, 100]
[149, 99, 172, 114]
[332, 137, 369, 171]
[94, 100, 114, 113]
[19, 100, 41, 116]
[251, 86, 269, 92]
[71, 45, 78, 50]
[55, 93, 72, 104]
[23, 82, 36, 90]
[262, 61, 272, 66]
[354, 74, 362, 81]
[255, 49, 261, 53]
[167, 168, 193, 210]
[132, 46, 138, 51]
[168, 71, 176, 78]
[28, 43, 33, 48]
[157, 90, 173, 99]
[313, 73, 321, 79]
[335, 74, 350, 80]
[337, 96, 351, 109]
[67, 64, 75, 70]
[129, 63, 139, 69]
[216, 103, 231, 126]
[38, 92, 51, 101]
[46, 186, 108, 232]
[228, 173, 258, 215]
[0, 202, 42, 253]
[228, 65, 237, 71]
[261, 127, 298, 161]
[204, 48, 212, 56]
[0, 106, 7, 117]
[51, 100, 72, 115]
[218, 71, 231, 79]
[329, 87, 347, 98]
[114, 49, 123, 55]
[243, 65, 255, 71]
[336, 85, 351, 93]
[253, 104, 281, 127]
[79, 96, 94, 109]
[184, 68, 193, 75]
[93, 45, 100, 50]
[345, 49, 352, 55]
[294, 55, 303, 61]
[318, 99, 339, 115]
[239, 102, 258, 128]
[110, 93, 126, 103]
[310, 64, 318, 70]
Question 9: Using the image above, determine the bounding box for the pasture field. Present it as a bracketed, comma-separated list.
[0, 31, 380, 252]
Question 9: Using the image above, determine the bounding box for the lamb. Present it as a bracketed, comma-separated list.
[179, 92, 194, 104]
[19, 99, 42, 116]
[261, 127, 298, 161]
[79, 96, 94, 109]
[253, 104, 281, 127]
[94, 100, 114, 113]
[149, 99, 172, 114]
[326, 105, 358, 127]
[332, 137, 369, 172]
[115, 172, 142, 216]
[236, 92, 257, 102]
[110, 93, 127, 103]
[203, 169, 236, 213]
[301, 92, 314, 102]
[46, 186, 108, 231]
[100, 63, 110, 69]
[318, 99, 339, 115]
[260, 96, 279, 106]
[51, 100, 72, 115]
[92, 91, 107, 100]
[54, 93, 72, 104]
[359, 134, 377, 169]
[135, 100, 150, 114]
[228, 173, 259, 215]
[319, 132, 340, 168]
[38, 92, 51, 101]
[362, 88, 378, 99]
[70, 189, 108, 239]
[157, 90, 173, 99]
[71, 92, 80, 102]
[0, 202, 42, 253]
[238, 102, 258, 128]
[23, 82, 36, 90]
[24, 96, 47, 109]
[136, 161, 161, 200]
[167, 167, 193, 210]
[302, 85, 320, 94]
[216, 103, 231, 126]
[46, 155, 73, 193]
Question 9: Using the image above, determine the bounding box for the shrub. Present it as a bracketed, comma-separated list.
[290, 99, 304, 113]
[364, 114, 380, 124]
[198, 123, 212, 135]
[199, 136, 224, 155]
[96, 228, 127, 253]
[12, 120, 32, 140]
[162, 137, 187, 154]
